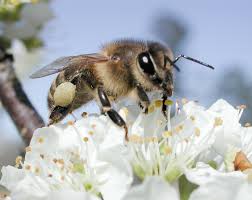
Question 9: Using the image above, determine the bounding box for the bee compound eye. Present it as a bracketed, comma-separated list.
[111, 54, 120, 62]
[138, 52, 155, 75]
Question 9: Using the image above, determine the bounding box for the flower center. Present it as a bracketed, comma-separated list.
[128, 99, 217, 182]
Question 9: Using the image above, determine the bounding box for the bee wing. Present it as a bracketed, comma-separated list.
[30, 53, 109, 78]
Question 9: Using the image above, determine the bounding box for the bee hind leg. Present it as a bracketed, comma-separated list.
[97, 86, 128, 141]
[48, 106, 70, 125]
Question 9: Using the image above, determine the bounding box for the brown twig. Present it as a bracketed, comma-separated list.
[0, 47, 44, 145]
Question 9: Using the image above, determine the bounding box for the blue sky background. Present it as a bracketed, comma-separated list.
[1, 0, 252, 165]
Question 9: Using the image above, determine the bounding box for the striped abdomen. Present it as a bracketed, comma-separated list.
[47, 67, 98, 124]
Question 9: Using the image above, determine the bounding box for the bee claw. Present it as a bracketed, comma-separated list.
[48, 120, 54, 126]
[123, 125, 129, 142]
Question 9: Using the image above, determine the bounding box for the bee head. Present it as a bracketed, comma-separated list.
[136, 41, 175, 96]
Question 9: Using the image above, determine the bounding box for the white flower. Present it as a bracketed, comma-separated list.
[125, 99, 217, 182]
[0, 115, 132, 200]
[185, 162, 252, 200]
[47, 190, 100, 200]
[0, 0, 30, 9]
[9, 39, 44, 78]
[205, 99, 252, 172]
[208, 99, 243, 157]
[1, 2, 52, 39]
[1, 0, 37, 7]
[219, 126, 252, 172]
[122, 176, 179, 200]
[2, 97, 250, 199]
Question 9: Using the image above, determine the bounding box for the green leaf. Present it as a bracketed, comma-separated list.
[164, 164, 182, 182]
[133, 164, 145, 180]
[208, 160, 218, 170]
[179, 175, 198, 200]
[84, 183, 93, 191]
[22, 37, 43, 50]
[0, 4, 22, 21]
[0, 37, 11, 49]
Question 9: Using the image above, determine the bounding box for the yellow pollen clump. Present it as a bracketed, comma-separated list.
[25, 146, 32, 152]
[144, 137, 152, 143]
[144, 136, 158, 143]
[234, 151, 252, 171]
[236, 105, 247, 110]
[81, 112, 88, 118]
[163, 131, 172, 138]
[245, 123, 251, 127]
[195, 127, 201, 137]
[25, 165, 31, 170]
[58, 159, 65, 165]
[67, 121, 74, 125]
[190, 115, 196, 121]
[121, 107, 129, 116]
[214, 117, 223, 127]
[155, 100, 163, 108]
[83, 137, 89, 142]
[151, 137, 158, 143]
[181, 98, 188, 105]
[164, 99, 173, 106]
[148, 105, 155, 113]
[129, 134, 142, 143]
[164, 145, 172, 155]
[53, 82, 76, 107]
[35, 167, 40, 174]
[15, 156, 22, 167]
[37, 137, 44, 144]
[88, 131, 94, 135]
[179, 125, 184, 130]
[175, 124, 184, 133]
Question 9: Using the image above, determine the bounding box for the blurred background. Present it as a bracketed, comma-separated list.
[0, 0, 252, 168]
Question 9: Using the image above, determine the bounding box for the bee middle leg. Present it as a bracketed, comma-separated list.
[97, 86, 128, 141]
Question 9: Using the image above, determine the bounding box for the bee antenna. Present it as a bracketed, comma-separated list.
[173, 55, 214, 70]
[165, 56, 181, 72]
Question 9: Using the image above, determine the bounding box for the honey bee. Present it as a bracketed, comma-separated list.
[31, 39, 214, 140]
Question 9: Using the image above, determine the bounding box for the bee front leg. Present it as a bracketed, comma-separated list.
[97, 86, 128, 141]
[136, 84, 150, 113]
[162, 94, 168, 119]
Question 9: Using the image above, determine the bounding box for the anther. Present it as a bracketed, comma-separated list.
[214, 117, 223, 127]
[83, 137, 89, 142]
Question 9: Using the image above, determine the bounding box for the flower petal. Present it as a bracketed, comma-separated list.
[47, 190, 99, 200]
[186, 163, 252, 200]
[122, 176, 179, 200]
